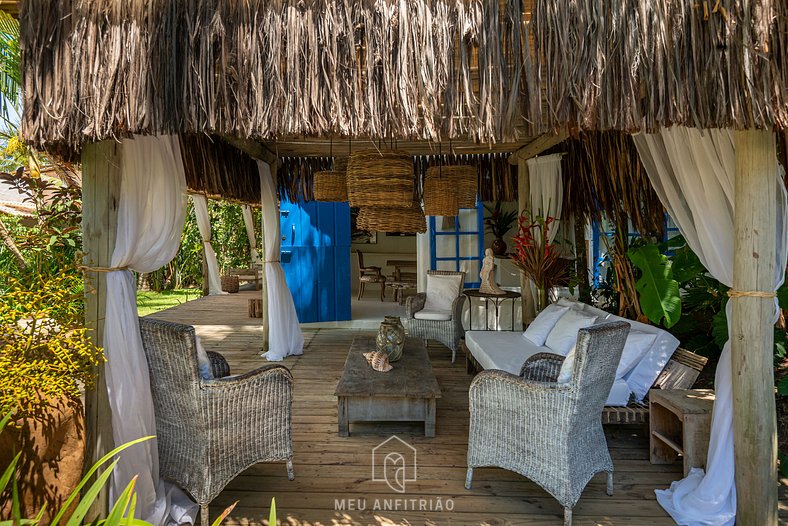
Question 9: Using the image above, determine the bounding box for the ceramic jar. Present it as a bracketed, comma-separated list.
[377, 316, 405, 362]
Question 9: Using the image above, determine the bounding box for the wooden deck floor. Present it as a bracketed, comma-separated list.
[147, 292, 786, 525]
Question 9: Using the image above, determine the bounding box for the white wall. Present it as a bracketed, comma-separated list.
[351, 233, 417, 294]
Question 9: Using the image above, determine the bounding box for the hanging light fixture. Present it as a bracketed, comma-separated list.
[313, 138, 348, 202]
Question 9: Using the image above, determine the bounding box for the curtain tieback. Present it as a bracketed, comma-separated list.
[79, 265, 129, 273]
[727, 289, 776, 299]
[263, 259, 280, 263]
[202, 240, 212, 244]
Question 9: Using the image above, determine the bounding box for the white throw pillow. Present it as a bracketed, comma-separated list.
[423, 273, 463, 313]
[544, 309, 598, 356]
[557, 344, 576, 383]
[616, 329, 657, 378]
[522, 304, 569, 346]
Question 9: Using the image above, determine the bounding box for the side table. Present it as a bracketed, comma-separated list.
[463, 288, 521, 331]
[649, 389, 715, 476]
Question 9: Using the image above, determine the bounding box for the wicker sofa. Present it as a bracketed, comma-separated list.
[463, 298, 681, 407]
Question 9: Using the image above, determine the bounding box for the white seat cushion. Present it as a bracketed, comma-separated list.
[423, 273, 463, 312]
[522, 304, 569, 346]
[466, 330, 548, 374]
[606, 378, 632, 406]
[414, 308, 453, 321]
[544, 309, 598, 355]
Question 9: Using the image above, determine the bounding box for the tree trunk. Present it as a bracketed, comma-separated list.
[0, 216, 27, 270]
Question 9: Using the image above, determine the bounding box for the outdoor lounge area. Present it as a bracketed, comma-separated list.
[144, 291, 749, 525]
[2, 1, 788, 526]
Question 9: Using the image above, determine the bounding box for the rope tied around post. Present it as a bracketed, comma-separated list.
[79, 265, 130, 273]
[726, 290, 777, 299]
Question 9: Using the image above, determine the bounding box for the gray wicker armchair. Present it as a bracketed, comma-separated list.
[405, 270, 466, 363]
[465, 321, 630, 526]
[139, 318, 294, 526]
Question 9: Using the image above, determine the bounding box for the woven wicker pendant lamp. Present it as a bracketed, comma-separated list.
[313, 141, 349, 202]
[423, 165, 459, 216]
[449, 164, 478, 208]
[347, 150, 414, 208]
[356, 201, 427, 234]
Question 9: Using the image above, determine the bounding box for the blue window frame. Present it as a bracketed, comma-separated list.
[429, 201, 485, 288]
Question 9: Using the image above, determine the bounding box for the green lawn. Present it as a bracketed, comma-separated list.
[136, 289, 202, 316]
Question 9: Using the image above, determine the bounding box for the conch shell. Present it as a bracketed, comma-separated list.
[363, 350, 393, 372]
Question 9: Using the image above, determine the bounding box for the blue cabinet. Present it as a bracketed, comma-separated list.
[280, 199, 351, 323]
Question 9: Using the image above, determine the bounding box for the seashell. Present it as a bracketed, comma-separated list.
[363, 350, 393, 372]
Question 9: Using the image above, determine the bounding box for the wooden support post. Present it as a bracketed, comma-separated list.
[731, 129, 778, 525]
[259, 162, 275, 353]
[81, 140, 121, 518]
[517, 159, 536, 325]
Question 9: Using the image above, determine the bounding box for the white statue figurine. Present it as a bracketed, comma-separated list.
[479, 248, 506, 295]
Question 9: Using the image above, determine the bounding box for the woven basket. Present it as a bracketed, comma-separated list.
[445, 165, 477, 208]
[221, 275, 239, 293]
[423, 167, 459, 216]
[357, 204, 427, 233]
[333, 156, 349, 173]
[347, 150, 414, 208]
[313, 170, 348, 201]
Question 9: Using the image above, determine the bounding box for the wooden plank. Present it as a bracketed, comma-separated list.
[81, 140, 122, 518]
[731, 129, 779, 525]
[508, 129, 569, 165]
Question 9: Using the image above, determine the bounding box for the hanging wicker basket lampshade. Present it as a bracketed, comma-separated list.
[357, 201, 427, 234]
[313, 156, 349, 202]
[423, 166, 459, 216]
[347, 150, 415, 208]
[446, 165, 478, 208]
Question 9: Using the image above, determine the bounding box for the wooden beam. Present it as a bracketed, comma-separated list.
[517, 158, 536, 324]
[731, 129, 778, 525]
[81, 140, 121, 519]
[220, 134, 279, 166]
[508, 130, 569, 165]
[258, 162, 274, 354]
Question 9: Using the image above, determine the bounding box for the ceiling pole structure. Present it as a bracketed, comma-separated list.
[731, 129, 779, 525]
[81, 140, 122, 518]
[516, 158, 536, 325]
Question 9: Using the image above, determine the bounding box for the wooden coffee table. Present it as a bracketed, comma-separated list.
[334, 335, 442, 437]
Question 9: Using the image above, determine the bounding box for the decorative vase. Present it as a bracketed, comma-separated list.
[491, 237, 507, 256]
[377, 317, 405, 362]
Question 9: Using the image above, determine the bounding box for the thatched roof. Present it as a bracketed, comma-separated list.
[19, 0, 531, 159]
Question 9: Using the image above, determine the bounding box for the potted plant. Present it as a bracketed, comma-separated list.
[510, 211, 569, 311]
[0, 270, 103, 521]
[483, 202, 518, 256]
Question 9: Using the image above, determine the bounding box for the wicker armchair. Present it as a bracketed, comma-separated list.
[465, 321, 630, 526]
[139, 318, 294, 526]
[405, 270, 465, 363]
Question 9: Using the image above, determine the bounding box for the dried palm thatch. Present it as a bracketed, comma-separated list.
[278, 156, 334, 203]
[20, 0, 530, 158]
[562, 132, 664, 239]
[423, 167, 459, 216]
[347, 150, 414, 208]
[532, 0, 788, 132]
[179, 135, 261, 205]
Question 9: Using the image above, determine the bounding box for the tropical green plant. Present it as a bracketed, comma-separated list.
[483, 202, 518, 239]
[0, 271, 102, 421]
[627, 243, 681, 328]
[0, 10, 20, 131]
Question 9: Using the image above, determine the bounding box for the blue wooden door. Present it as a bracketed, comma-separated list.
[280, 198, 351, 323]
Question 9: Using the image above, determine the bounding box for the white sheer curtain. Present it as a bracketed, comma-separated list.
[633, 127, 788, 526]
[258, 161, 304, 360]
[191, 194, 225, 295]
[242, 205, 262, 265]
[103, 135, 197, 524]
[526, 153, 563, 244]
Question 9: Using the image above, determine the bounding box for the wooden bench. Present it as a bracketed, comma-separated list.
[462, 341, 708, 425]
[227, 267, 261, 290]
